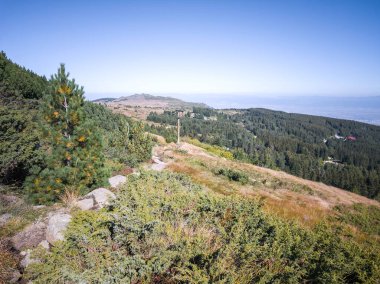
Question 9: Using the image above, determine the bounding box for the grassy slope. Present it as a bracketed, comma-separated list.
[151, 137, 380, 242]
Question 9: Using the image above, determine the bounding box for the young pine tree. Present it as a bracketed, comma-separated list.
[26, 64, 107, 204]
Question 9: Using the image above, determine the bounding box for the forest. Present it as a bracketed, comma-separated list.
[0, 52, 152, 203]
[147, 107, 380, 200]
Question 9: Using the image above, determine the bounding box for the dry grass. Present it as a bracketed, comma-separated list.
[151, 140, 380, 230]
[60, 187, 80, 209]
[0, 239, 19, 284]
[262, 196, 330, 227]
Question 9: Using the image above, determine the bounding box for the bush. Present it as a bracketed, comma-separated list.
[84, 102, 153, 167]
[213, 167, 249, 184]
[26, 171, 380, 283]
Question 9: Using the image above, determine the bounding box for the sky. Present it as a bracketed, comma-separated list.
[1, 0, 380, 100]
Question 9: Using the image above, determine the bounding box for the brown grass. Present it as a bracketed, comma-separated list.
[151, 141, 380, 230]
[0, 239, 19, 284]
[60, 187, 80, 209]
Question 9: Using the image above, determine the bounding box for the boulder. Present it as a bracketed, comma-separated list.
[38, 240, 50, 250]
[46, 212, 72, 244]
[75, 197, 94, 210]
[33, 205, 46, 210]
[85, 188, 116, 208]
[108, 175, 127, 188]
[20, 249, 39, 268]
[0, 213, 12, 226]
[9, 269, 21, 283]
[12, 221, 46, 251]
[0, 194, 22, 206]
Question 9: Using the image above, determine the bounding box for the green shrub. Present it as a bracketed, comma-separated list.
[84, 102, 153, 167]
[26, 171, 380, 283]
[213, 167, 249, 184]
[334, 203, 380, 235]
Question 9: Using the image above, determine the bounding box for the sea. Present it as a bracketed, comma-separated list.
[179, 95, 380, 126]
[89, 93, 380, 126]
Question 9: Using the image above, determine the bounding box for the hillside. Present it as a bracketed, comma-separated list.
[147, 107, 380, 200]
[1, 54, 380, 283]
[14, 138, 380, 283]
[94, 94, 209, 119]
[151, 138, 379, 226]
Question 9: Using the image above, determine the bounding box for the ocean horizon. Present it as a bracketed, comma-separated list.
[89, 94, 380, 126]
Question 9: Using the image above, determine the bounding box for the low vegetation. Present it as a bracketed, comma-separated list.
[148, 107, 380, 200]
[212, 167, 249, 184]
[334, 203, 380, 236]
[185, 138, 233, 159]
[25, 172, 380, 283]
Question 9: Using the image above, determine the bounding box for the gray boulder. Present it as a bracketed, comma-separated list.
[46, 212, 72, 244]
[20, 249, 39, 268]
[38, 240, 50, 250]
[85, 188, 116, 208]
[75, 197, 94, 210]
[0, 213, 12, 226]
[108, 175, 127, 188]
[0, 194, 22, 206]
[9, 269, 21, 283]
[12, 221, 46, 251]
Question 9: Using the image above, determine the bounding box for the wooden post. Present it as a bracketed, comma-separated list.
[177, 117, 180, 144]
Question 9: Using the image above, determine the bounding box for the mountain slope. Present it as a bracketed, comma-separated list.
[150, 138, 379, 229]
[94, 93, 209, 108]
[147, 107, 380, 200]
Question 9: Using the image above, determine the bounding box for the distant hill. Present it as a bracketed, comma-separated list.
[92, 97, 117, 103]
[93, 94, 209, 109]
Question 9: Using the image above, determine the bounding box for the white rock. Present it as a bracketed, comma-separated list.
[33, 205, 46, 209]
[46, 213, 72, 244]
[9, 269, 21, 283]
[38, 240, 50, 250]
[0, 213, 12, 226]
[75, 197, 94, 210]
[108, 175, 127, 188]
[20, 249, 38, 268]
[12, 221, 46, 251]
[85, 188, 116, 208]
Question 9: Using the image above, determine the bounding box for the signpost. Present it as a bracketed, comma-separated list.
[177, 110, 184, 144]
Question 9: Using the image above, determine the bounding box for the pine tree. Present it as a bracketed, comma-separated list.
[26, 64, 107, 204]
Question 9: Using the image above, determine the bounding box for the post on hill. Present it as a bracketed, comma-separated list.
[177, 109, 184, 144]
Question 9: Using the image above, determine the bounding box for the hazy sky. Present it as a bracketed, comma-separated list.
[1, 0, 379, 99]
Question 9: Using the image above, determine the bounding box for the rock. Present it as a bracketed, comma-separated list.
[85, 188, 116, 208]
[46, 213, 72, 244]
[39, 240, 50, 250]
[75, 197, 94, 210]
[151, 156, 167, 171]
[12, 221, 47, 251]
[132, 169, 141, 176]
[0, 213, 12, 226]
[20, 249, 38, 268]
[108, 175, 127, 188]
[9, 269, 21, 283]
[0, 194, 22, 206]
[33, 205, 46, 210]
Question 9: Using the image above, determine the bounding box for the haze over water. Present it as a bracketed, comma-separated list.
[181, 95, 380, 125]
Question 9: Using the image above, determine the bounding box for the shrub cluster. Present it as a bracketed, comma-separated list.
[26, 171, 380, 283]
[213, 167, 249, 185]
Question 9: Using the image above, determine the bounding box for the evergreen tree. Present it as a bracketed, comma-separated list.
[26, 64, 107, 203]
